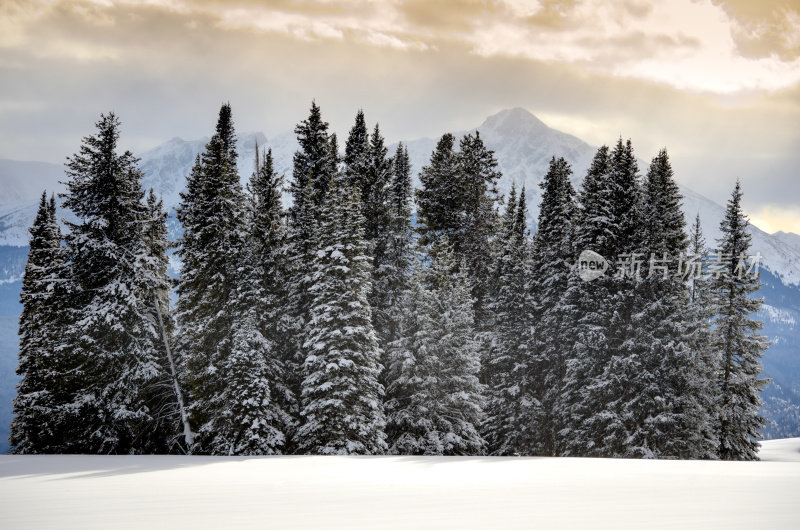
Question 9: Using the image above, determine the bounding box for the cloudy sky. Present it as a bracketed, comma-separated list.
[1, 0, 799, 233]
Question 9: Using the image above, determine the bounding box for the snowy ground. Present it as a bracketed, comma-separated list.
[1, 439, 799, 529]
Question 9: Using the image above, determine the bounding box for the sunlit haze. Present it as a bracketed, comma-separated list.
[1, 0, 798, 232]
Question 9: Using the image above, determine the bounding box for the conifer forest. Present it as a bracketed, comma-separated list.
[10, 102, 770, 460]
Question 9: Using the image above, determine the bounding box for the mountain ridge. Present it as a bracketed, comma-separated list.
[0, 107, 798, 284]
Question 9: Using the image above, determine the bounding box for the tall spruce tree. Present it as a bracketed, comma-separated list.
[249, 147, 297, 438]
[10, 193, 67, 453]
[686, 213, 721, 458]
[197, 147, 294, 456]
[175, 103, 247, 454]
[284, 103, 336, 430]
[343, 110, 370, 195]
[386, 243, 485, 455]
[623, 149, 715, 458]
[290, 101, 333, 215]
[555, 145, 615, 456]
[712, 181, 769, 460]
[555, 140, 644, 457]
[583, 138, 644, 457]
[528, 157, 577, 456]
[417, 132, 501, 392]
[484, 187, 533, 455]
[416, 133, 460, 250]
[374, 143, 414, 383]
[61, 112, 170, 453]
[295, 177, 386, 455]
[456, 132, 502, 321]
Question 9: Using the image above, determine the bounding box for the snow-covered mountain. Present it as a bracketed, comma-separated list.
[1, 107, 799, 284]
[399, 108, 800, 287]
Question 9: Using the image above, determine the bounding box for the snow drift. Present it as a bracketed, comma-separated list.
[1, 438, 798, 529]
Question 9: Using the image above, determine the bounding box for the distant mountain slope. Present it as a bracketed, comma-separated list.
[2, 108, 798, 284]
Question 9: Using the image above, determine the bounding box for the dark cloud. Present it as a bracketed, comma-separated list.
[714, 0, 800, 60]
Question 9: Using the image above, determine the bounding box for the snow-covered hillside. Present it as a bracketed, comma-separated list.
[1, 438, 798, 529]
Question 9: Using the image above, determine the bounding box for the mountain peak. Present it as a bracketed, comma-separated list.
[480, 107, 549, 135]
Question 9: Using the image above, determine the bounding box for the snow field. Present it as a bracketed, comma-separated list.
[1, 438, 798, 529]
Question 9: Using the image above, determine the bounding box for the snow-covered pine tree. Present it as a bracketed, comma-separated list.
[374, 143, 414, 384]
[207, 221, 290, 455]
[554, 146, 615, 456]
[554, 140, 642, 457]
[418, 132, 501, 394]
[624, 148, 716, 459]
[386, 242, 485, 455]
[343, 109, 370, 194]
[296, 176, 386, 455]
[290, 101, 333, 215]
[283, 103, 336, 430]
[10, 193, 67, 453]
[484, 187, 533, 455]
[175, 103, 247, 454]
[61, 112, 171, 453]
[248, 147, 297, 440]
[195, 146, 294, 456]
[456, 132, 502, 324]
[528, 157, 577, 456]
[712, 181, 769, 460]
[363, 125, 395, 357]
[686, 213, 721, 458]
[416, 133, 460, 250]
[584, 138, 645, 457]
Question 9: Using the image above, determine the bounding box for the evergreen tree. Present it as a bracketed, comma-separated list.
[484, 187, 533, 455]
[61, 112, 171, 453]
[197, 146, 294, 455]
[289, 101, 332, 215]
[686, 213, 721, 458]
[555, 146, 615, 456]
[622, 149, 715, 458]
[528, 157, 577, 456]
[175, 103, 247, 453]
[456, 132, 502, 321]
[283, 103, 337, 429]
[10, 193, 66, 453]
[386, 243, 485, 455]
[343, 110, 370, 193]
[712, 181, 769, 460]
[374, 143, 414, 382]
[583, 138, 644, 457]
[296, 177, 386, 455]
[417, 132, 501, 395]
[555, 140, 642, 457]
[207, 234, 289, 455]
[249, 147, 297, 435]
[416, 133, 460, 250]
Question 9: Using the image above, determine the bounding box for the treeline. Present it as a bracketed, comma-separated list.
[10, 103, 769, 459]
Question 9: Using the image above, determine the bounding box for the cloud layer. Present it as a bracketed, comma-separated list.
[0, 0, 798, 232]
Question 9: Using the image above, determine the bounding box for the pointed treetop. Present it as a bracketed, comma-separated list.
[215, 103, 237, 160]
